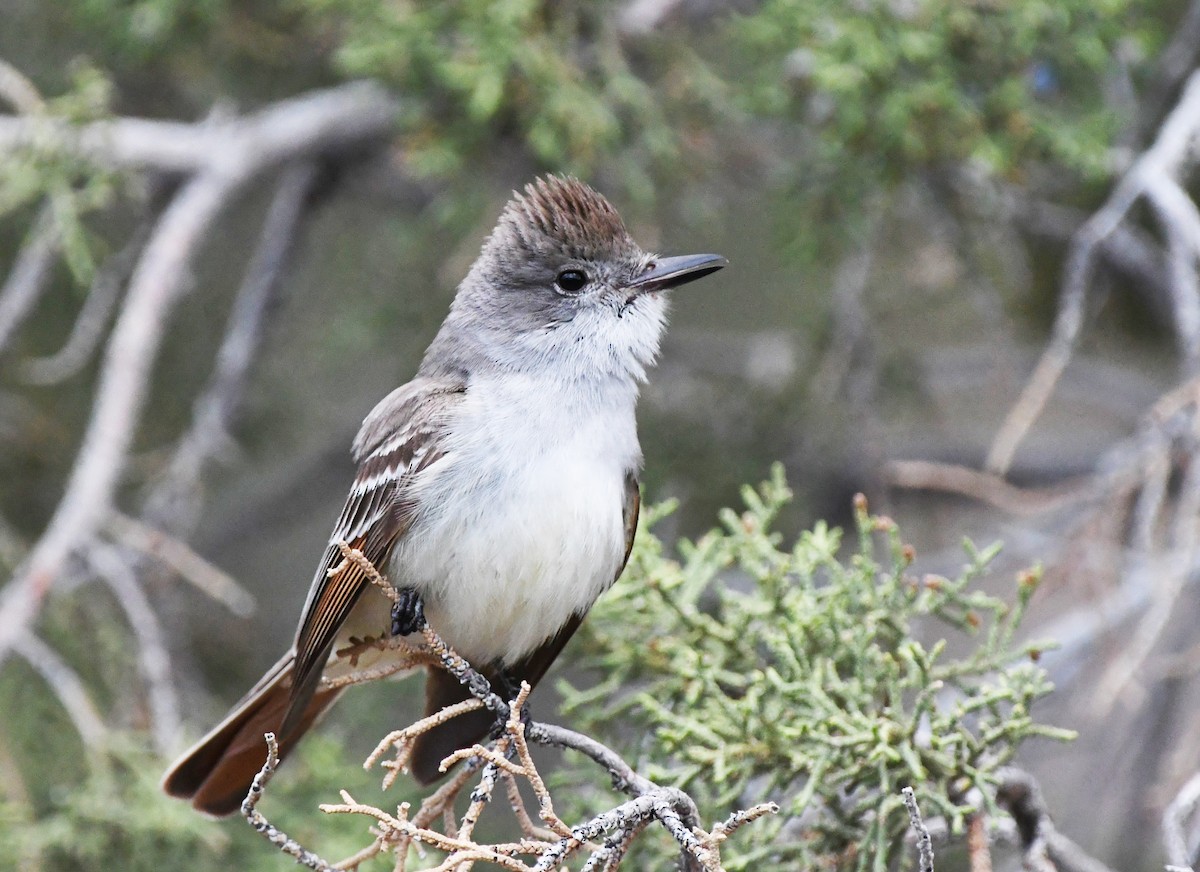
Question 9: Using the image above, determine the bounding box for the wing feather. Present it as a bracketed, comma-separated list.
[280, 378, 464, 738]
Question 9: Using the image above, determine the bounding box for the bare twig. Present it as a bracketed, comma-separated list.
[0, 83, 399, 668]
[0, 201, 58, 354]
[996, 769, 1119, 872]
[902, 787, 934, 872]
[987, 71, 1200, 474]
[885, 459, 1088, 515]
[84, 541, 180, 754]
[143, 160, 320, 531]
[21, 221, 147, 385]
[1137, 0, 1200, 142]
[1163, 769, 1200, 868]
[105, 511, 255, 616]
[11, 631, 106, 746]
[241, 733, 337, 872]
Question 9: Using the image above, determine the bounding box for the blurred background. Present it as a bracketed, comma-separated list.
[1, 0, 1198, 868]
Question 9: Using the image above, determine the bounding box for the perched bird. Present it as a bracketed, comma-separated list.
[162, 175, 726, 815]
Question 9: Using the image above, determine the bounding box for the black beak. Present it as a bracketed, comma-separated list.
[627, 253, 727, 293]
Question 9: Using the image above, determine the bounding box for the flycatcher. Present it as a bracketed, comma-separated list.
[162, 175, 727, 815]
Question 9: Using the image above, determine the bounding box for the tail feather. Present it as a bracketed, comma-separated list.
[410, 667, 496, 785]
[161, 652, 341, 817]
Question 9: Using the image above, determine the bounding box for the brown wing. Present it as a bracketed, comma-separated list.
[280, 378, 464, 739]
[409, 472, 641, 783]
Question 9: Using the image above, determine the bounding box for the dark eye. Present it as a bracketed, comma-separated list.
[555, 269, 588, 293]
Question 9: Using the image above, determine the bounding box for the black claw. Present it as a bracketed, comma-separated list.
[489, 669, 532, 738]
[390, 587, 426, 637]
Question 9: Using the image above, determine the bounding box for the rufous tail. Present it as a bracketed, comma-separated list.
[161, 652, 341, 817]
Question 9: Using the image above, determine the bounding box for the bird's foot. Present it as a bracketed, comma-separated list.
[489, 670, 532, 738]
[390, 587, 426, 637]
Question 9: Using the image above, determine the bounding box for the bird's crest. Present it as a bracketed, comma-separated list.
[493, 175, 636, 262]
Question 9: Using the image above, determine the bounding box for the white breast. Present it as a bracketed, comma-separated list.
[386, 370, 641, 666]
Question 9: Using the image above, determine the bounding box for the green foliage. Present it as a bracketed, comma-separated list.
[292, 0, 719, 184]
[561, 465, 1073, 870]
[0, 62, 119, 285]
[10, 1, 1183, 263]
[734, 0, 1142, 181]
[0, 731, 401, 872]
[64, 0, 228, 65]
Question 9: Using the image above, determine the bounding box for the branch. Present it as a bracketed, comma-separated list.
[995, 769, 1119, 872]
[243, 568, 777, 870]
[0, 200, 58, 354]
[0, 81, 398, 175]
[240, 733, 337, 872]
[902, 787, 934, 872]
[104, 511, 255, 617]
[20, 219, 147, 385]
[885, 459, 1088, 516]
[143, 160, 321, 531]
[11, 630, 107, 746]
[986, 70, 1200, 474]
[84, 540, 180, 754]
[0, 83, 399, 668]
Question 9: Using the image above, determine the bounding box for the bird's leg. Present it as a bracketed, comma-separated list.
[390, 587, 426, 637]
[489, 668, 532, 738]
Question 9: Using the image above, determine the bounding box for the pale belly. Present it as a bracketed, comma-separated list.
[382, 447, 628, 666]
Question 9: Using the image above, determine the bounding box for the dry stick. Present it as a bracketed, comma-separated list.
[21, 222, 148, 385]
[242, 734, 337, 872]
[0, 83, 399, 668]
[320, 792, 530, 872]
[1163, 769, 1200, 867]
[1005, 185, 1172, 307]
[1093, 422, 1200, 714]
[0, 201, 58, 354]
[884, 459, 1088, 516]
[84, 540, 180, 754]
[106, 510, 255, 615]
[11, 630, 107, 746]
[1136, 0, 1200, 141]
[902, 787, 934, 872]
[1144, 172, 1200, 370]
[996, 769, 1119, 872]
[986, 70, 1200, 475]
[144, 160, 321, 531]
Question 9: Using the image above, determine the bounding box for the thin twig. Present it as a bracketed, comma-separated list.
[21, 221, 148, 385]
[902, 787, 934, 872]
[11, 631, 107, 746]
[0, 201, 59, 354]
[996, 769, 1119, 872]
[84, 540, 180, 753]
[105, 511, 255, 616]
[0, 83, 399, 668]
[242, 733, 337, 871]
[143, 160, 320, 531]
[987, 70, 1200, 474]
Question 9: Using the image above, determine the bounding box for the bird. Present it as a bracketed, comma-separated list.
[161, 175, 727, 816]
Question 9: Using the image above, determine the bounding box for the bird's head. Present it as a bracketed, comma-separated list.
[434, 176, 726, 383]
